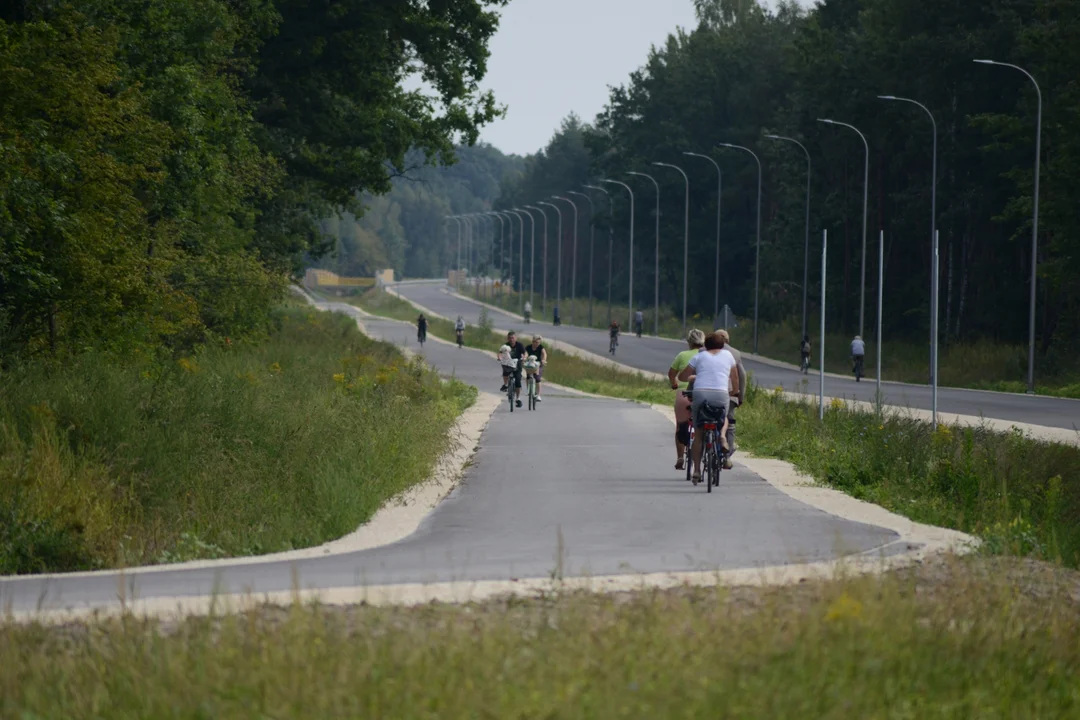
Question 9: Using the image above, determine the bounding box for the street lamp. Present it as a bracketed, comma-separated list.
[524, 206, 544, 312]
[764, 136, 812, 341]
[552, 196, 580, 325]
[492, 212, 506, 286]
[974, 59, 1042, 395]
[627, 171, 661, 333]
[879, 94, 938, 427]
[585, 184, 614, 324]
[717, 142, 763, 352]
[495, 211, 514, 295]
[599, 180, 635, 329]
[683, 152, 723, 321]
[817, 119, 869, 337]
[653, 161, 691, 333]
[515, 208, 535, 311]
[537, 201, 563, 320]
[568, 190, 596, 326]
[508, 209, 528, 313]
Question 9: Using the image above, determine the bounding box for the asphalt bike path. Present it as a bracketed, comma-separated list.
[0, 303, 898, 615]
[402, 283, 1079, 431]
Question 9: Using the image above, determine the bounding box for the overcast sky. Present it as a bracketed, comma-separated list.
[476, 0, 700, 157]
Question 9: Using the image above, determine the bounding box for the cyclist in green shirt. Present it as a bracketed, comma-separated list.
[667, 328, 706, 470]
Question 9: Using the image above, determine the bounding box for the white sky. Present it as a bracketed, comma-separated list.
[477, 0, 700, 156]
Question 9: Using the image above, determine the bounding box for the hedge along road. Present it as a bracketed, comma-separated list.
[398, 282, 1080, 432]
[0, 302, 902, 617]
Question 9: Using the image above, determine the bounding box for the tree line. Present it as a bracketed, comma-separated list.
[494, 0, 1079, 375]
[0, 0, 506, 363]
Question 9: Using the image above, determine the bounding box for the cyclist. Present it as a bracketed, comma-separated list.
[634, 310, 644, 337]
[498, 331, 527, 408]
[455, 315, 465, 347]
[715, 329, 746, 470]
[677, 331, 739, 484]
[608, 320, 620, 354]
[417, 314, 428, 345]
[668, 328, 706, 470]
[553, 305, 561, 326]
[800, 334, 811, 373]
[527, 334, 547, 402]
[851, 334, 866, 381]
[524, 300, 532, 324]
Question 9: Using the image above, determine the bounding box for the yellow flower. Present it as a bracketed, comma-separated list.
[269, 362, 283, 374]
[332, 373, 345, 384]
[825, 592, 863, 622]
[830, 397, 845, 411]
[177, 357, 199, 373]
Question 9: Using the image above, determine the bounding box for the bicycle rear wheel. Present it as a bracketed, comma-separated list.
[528, 376, 536, 410]
[508, 380, 515, 412]
[705, 438, 714, 494]
[685, 425, 694, 482]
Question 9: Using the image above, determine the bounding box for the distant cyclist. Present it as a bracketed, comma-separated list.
[800, 334, 811, 373]
[455, 315, 465, 348]
[634, 310, 644, 337]
[524, 300, 532, 324]
[668, 328, 705, 471]
[851, 334, 866, 381]
[527, 334, 547, 402]
[608, 320, 620, 354]
[553, 305, 561, 326]
[417, 314, 428, 345]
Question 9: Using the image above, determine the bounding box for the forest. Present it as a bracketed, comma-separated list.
[0, 0, 506, 362]
[492, 0, 1080, 379]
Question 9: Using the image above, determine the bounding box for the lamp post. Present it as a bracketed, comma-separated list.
[516, 208, 535, 310]
[448, 216, 463, 277]
[496, 212, 514, 301]
[568, 190, 596, 326]
[599, 180, 635, 330]
[528, 205, 549, 313]
[492, 212, 506, 289]
[508, 209, 528, 313]
[763, 134, 812, 339]
[652, 162, 691, 333]
[524, 206, 543, 311]
[552, 196, 579, 325]
[879, 94, 938, 427]
[627, 171, 661, 333]
[537, 201, 563, 319]
[683, 152, 723, 321]
[585, 184, 614, 324]
[974, 59, 1042, 395]
[717, 143, 763, 353]
[816, 119, 869, 336]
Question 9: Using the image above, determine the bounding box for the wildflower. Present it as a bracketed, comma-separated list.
[830, 397, 845, 411]
[177, 357, 199, 373]
[825, 592, 863, 622]
[332, 373, 346, 383]
[269, 362, 283, 375]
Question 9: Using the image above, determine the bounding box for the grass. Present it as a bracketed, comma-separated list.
[3, 556, 1079, 717]
[738, 384, 1080, 567]
[0, 306, 475, 574]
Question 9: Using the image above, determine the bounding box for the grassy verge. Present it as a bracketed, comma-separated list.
[356, 289, 671, 405]
[3, 556, 1079, 717]
[0, 306, 475, 574]
[737, 385, 1080, 566]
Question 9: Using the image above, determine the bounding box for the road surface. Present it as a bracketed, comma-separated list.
[400, 283, 1080, 431]
[0, 304, 897, 614]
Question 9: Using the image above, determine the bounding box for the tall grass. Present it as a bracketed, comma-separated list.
[0, 307, 475, 574]
[739, 384, 1080, 566]
[3, 557, 1079, 717]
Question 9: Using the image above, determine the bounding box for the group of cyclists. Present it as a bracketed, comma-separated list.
[799, 334, 868, 381]
[498, 330, 546, 408]
[417, 313, 468, 349]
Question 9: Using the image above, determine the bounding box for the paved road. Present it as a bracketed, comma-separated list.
[0, 304, 896, 614]
[401, 283, 1080, 431]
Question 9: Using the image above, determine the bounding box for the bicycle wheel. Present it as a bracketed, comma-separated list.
[508, 380, 515, 412]
[705, 436, 714, 493]
[685, 425, 694, 483]
[528, 376, 536, 410]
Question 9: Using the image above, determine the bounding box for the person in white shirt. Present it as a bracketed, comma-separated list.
[523, 300, 532, 323]
[677, 331, 740, 483]
[851, 334, 866, 380]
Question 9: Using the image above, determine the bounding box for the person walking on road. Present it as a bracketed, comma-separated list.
[800, 335, 812, 374]
[668, 328, 706, 470]
[553, 305, 561, 326]
[455, 315, 465, 348]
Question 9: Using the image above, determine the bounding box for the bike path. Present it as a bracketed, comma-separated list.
[0, 304, 896, 614]
[400, 283, 1080, 431]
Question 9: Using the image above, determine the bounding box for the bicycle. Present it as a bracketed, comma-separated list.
[418, 329, 426, 348]
[524, 310, 531, 324]
[609, 334, 618, 356]
[525, 366, 539, 411]
[505, 359, 520, 412]
[853, 355, 864, 382]
[800, 353, 810, 374]
[698, 401, 727, 493]
[681, 393, 695, 484]
[456, 328, 464, 348]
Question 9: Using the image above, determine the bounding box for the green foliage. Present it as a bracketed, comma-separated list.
[0, 0, 507, 362]
[0, 306, 476, 573]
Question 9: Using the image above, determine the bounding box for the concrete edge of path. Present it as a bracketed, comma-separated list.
[647, 401, 977, 560]
[0, 299, 501, 584]
[406, 287, 1077, 446]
